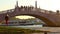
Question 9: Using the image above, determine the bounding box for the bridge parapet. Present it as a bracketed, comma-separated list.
[0, 5, 60, 16]
[0, 6, 60, 18]
[19, 7, 60, 17]
[0, 9, 14, 14]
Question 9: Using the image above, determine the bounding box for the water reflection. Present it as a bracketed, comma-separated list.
[10, 25, 43, 30]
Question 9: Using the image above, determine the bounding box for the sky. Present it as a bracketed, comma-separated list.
[0, 0, 60, 19]
[0, 0, 60, 11]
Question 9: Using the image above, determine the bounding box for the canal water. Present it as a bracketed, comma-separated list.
[11, 25, 42, 29]
[11, 25, 60, 34]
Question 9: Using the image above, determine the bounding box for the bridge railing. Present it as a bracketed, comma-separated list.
[0, 9, 14, 14]
[36, 8, 60, 16]
[20, 7, 60, 16]
[0, 7, 60, 16]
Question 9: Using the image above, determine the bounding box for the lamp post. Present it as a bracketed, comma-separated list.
[5, 14, 9, 26]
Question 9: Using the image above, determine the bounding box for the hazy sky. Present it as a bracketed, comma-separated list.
[0, 0, 60, 12]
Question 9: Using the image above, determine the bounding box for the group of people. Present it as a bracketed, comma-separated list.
[20, 6, 34, 9]
[19, 6, 35, 10]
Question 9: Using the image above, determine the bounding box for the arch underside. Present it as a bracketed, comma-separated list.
[12, 13, 57, 27]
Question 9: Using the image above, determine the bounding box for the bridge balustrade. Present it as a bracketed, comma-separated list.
[8, 10, 14, 12]
[36, 9, 47, 14]
[0, 7, 60, 16]
[0, 9, 14, 14]
[0, 11, 4, 14]
[30, 8, 36, 11]
[11, 9, 14, 12]
[49, 11, 52, 13]
[44, 10, 48, 14]
[48, 11, 55, 15]
[7, 10, 11, 12]
[39, 9, 57, 15]
[40, 9, 49, 14]
[0, 11, 7, 14]
[21, 8, 25, 11]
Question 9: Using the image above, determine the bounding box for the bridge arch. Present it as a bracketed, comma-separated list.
[9, 11, 56, 27]
[0, 6, 57, 26]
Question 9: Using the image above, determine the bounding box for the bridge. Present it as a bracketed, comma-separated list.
[0, 1, 60, 27]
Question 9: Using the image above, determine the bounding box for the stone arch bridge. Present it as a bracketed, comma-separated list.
[0, 1, 60, 27]
[0, 6, 60, 27]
